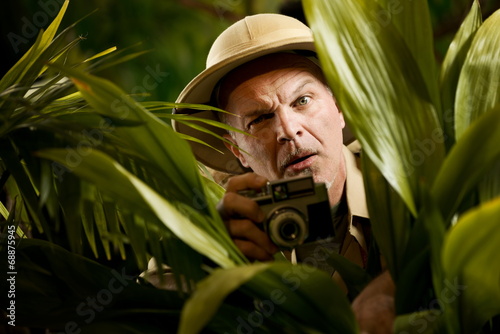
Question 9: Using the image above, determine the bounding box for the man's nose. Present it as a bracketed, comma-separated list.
[276, 110, 302, 143]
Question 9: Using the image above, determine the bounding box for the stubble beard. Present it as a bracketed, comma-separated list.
[283, 165, 335, 191]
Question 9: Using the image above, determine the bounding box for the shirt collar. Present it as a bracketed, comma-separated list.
[342, 145, 369, 219]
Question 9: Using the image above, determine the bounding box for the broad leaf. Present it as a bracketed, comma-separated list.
[180, 262, 358, 334]
[416, 189, 458, 333]
[303, 0, 445, 216]
[440, 0, 483, 145]
[432, 105, 500, 222]
[455, 9, 500, 138]
[376, 0, 439, 110]
[179, 263, 270, 334]
[361, 153, 412, 279]
[394, 310, 445, 334]
[442, 197, 500, 333]
[324, 249, 372, 299]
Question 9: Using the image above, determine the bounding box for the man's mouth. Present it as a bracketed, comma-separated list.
[288, 154, 314, 166]
[282, 151, 317, 173]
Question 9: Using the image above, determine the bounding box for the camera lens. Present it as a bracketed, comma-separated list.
[279, 219, 300, 241]
[266, 208, 308, 249]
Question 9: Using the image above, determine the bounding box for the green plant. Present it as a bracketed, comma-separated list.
[303, 0, 500, 332]
[1, 1, 356, 333]
[1, 0, 499, 333]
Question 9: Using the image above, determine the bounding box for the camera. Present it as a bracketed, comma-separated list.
[239, 175, 334, 250]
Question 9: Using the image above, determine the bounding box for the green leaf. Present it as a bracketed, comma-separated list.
[442, 197, 500, 333]
[394, 310, 446, 334]
[81, 199, 98, 258]
[417, 188, 458, 333]
[247, 263, 358, 333]
[324, 250, 371, 299]
[93, 196, 112, 260]
[376, 0, 440, 110]
[0, 139, 47, 235]
[37, 148, 239, 269]
[395, 246, 432, 314]
[0, 238, 183, 331]
[51, 63, 206, 214]
[478, 160, 500, 203]
[0, 201, 8, 220]
[431, 105, 500, 222]
[83, 46, 118, 63]
[180, 262, 357, 334]
[361, 153, 412, 279]
[455, 9, 500, 138]
[303, 0, 445, 216]
[0, 0, 69, 93]
[179, 263, 270, 334]
[440, 0, 483, 145]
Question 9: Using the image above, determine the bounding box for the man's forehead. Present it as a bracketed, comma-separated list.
[218, 53, 324, 108]
[225, 53, 321, 84]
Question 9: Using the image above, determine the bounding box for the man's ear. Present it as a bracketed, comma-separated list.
[338, 110, 346, 129]
[335, 100, 346, 129]
[223, 133, 249, 167]
[328, 89, 346, 130]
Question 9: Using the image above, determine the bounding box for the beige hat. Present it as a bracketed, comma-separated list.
[173, 13, 354, 174]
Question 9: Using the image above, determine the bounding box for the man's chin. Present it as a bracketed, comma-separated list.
[284, 168, 334, 189]
[284, 168, 314, 179]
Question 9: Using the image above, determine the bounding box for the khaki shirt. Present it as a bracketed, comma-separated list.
[292, 146, 370, 292]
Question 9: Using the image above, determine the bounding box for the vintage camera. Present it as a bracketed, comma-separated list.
[239, 176, 334, 250]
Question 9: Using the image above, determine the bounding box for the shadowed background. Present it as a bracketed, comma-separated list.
[2, 0, 500, 103]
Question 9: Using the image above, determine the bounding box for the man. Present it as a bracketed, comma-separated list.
[173, 13, 394, 333]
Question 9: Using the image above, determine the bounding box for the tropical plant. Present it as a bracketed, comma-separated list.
[1, 1, 356, 333]
[1, 0, 499, 334]
[303, 0, 500, 332]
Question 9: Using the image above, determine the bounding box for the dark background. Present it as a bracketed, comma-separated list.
[2, 0, 500, 103]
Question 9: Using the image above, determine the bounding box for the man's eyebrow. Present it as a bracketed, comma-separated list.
[290, 78, 315, 98]
[241, 77, 316, 118]
[242, 109, 268, 119]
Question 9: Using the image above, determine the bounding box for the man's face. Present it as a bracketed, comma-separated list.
[220, 53, 345, 188]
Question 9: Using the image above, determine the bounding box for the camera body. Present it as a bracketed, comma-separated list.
[239, 175, 334, 250]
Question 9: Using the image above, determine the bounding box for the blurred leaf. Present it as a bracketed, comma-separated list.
[431, 105, 500, 222]
[395, 245, 432, 314]
[440, 0, 483, 146]
[181, 262, 358, 334]
[394, 310, 445, 334]
[455, 9, 500, 138]
[442, 197, 500, 333]
[179, 263, 270, 334]
[84, 46, 118, 62]
[324, 249, 371, 299]
[0, 139, 47, 235]
[478, 160, 500, 203]
[377, 0, 440, 110]
[417, 188, 458, 333]
[245, 263, 358, 333]
[0, 238, 183, 331]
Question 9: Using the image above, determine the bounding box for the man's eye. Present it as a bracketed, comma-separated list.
[296, 96, 310, 106]
[248, 113, 273, 128]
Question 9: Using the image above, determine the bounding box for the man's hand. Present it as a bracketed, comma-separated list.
[217, 173, 279, 261]
[352, 270, 396, 334]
